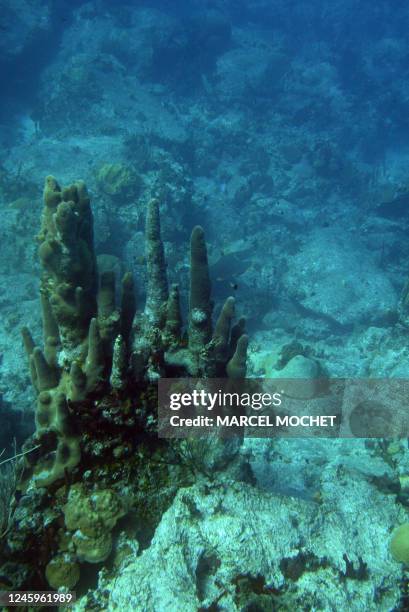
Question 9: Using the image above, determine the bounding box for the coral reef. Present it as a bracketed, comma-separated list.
[96, 162, 142, 203]
[0, 175, 247, 591]
[3, 2, 409, 607]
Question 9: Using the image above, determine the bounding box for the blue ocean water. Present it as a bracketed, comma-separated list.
[0, 1, 409, 609]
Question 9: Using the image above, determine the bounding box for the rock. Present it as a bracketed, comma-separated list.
[284, 231, 397, 329]
[96, 476, 401, 612]
[271, 354, 321, 399]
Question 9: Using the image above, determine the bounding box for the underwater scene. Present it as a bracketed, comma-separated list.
[2, 0, 409, 610]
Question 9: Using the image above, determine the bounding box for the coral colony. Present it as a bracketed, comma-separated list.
[5, 176, 247, 590]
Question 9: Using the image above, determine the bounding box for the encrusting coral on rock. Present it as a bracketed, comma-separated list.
[0, 175, 248, 591]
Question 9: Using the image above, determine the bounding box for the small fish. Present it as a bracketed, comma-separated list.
[215, 278, 238, 290]
[8, 197, 29, 210]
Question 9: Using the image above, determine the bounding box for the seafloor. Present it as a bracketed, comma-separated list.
[1, 1, 409, 610]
